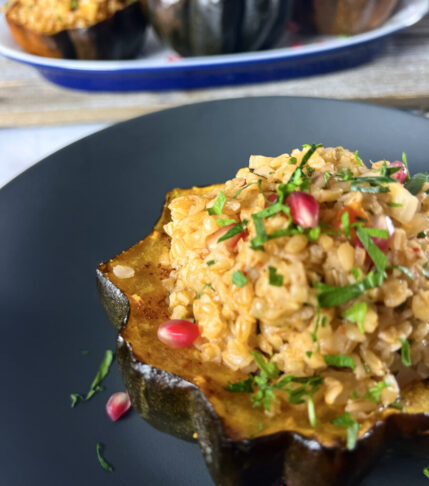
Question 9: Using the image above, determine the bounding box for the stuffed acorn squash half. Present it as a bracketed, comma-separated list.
[5, 0, 147, 59]
[97, 145, 429, 486]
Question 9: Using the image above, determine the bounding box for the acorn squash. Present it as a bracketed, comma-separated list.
[97, 185, 429, 486]
[293, 0, 399, 36]
[5, 0, 147, 60]
[141, 0, 293, 56]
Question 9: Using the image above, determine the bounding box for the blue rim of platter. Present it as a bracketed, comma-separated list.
[0, 0, 428, 91]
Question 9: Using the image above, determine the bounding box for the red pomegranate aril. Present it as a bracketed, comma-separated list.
[390, 161, 408, 183]
[157, 320, 199, 348]
[264, 193, 278, 208]
[106, 392, 131, 421]
[355, 215, 395, 253]
[287, 191, 319, 228]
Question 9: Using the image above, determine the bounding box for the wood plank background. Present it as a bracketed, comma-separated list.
[1, 12, 429, 128]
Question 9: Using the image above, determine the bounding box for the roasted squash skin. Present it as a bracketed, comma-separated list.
[97, 185, 429, 486]
[141, 0, 293, 56]
[293, 0, 399, 36]
[6, 2, 147, 60]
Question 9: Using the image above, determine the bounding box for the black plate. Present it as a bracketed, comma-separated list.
[1, 97, 429, 486]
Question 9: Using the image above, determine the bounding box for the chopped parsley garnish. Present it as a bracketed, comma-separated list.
[96, 442, 114, 472]
[417, 231, 426, 239]
[364, 381, 389, 403]
[268, 266, 284, 287]
[206, 260, 216, 266]
[389, 398, 404, 411]
[323, 354, 356, 370]
[400, 338, 411, 367]
[387, 202, 403, 207]
[354, 150, 363, 167]
[207, 191, 226, 215]
[423, 465, 429, 479]
[342, 301, 367, 333]
[217, 219, 248, 243]
[316, 270, 384, 308]
[405, 172, 429, 195]
[232, 270, 248, 287]
[288, 156, 297, 165]
[226, 351, 323, 425]
[334, 167, 355, 181]
[341, 211, 351, 239]
[350, 174, 397, 194]
[231, 181, 259, 199]
[388, 265, 414, 280]
[70, 350, 113, 407]
[196, 283, 214, 299]
[351, 267, 363, 282]
[356, 227, 387, 272]
[402, 152, 410, 181]
[306, 351, 313, 358]
[331, 413, 360, 450]
[422, 263, 429, 278]
[216, 218, 236, 226]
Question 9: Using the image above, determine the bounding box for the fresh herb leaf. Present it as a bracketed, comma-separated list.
[364, 381, 389, 403]
[217, 220, 248, 243]
[226, 377, 254, 393]
[400, 338, 411, 367]
[423, 465, 429, 479]
[306, 351, 313, 358]
[307, 395, 316, 428]
[207, 191, 226, 215]
[232, 270, 248, 287]
[206, 260, 216, 266]
[70, 350, 114, 407]
[389, 398, 404, 411]
[307, 225, 321, 241]
[423, 262, 429, 278]
[358, 227, 389, 239]
[268, 266, 284, 287]
[334, 168, 355, 181]
[405, 173, 429, 195]
[417, 231, 426, 239]
[342, 301, 367, 333]
[351, 267, 363, 282]
[323, 354, 356, 370]
[356, 227, 387, 272]
[317, 271, 384, 308]
[288, 157, 297, 165]
[288, 144, 322, 186]
[341, 211, 351, 239]
[96, 442, 114, 472]
[331, 413, 360, 450]
[388, 265, 414, 280]
[251, 351, 280, 380]
[402, 152, 410, 181]
[196, 283, 214, 299]
[387, 202, 403, 207]
[231, 181, 258, 199]
[216, 218, 236, 226]
[354, 150, 363, 167]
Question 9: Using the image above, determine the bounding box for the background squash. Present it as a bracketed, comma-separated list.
[141, 0, 294, 56]
[5, 0, 147, 60]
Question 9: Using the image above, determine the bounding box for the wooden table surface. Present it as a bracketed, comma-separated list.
[1, 12, 429, 128]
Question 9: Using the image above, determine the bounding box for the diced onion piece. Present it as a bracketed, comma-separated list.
[387, 183, 419, 223]
[157, 320, 200, 348]
[389, 161, 408, 183]
[106, 392, 131, 421]
[287, 191, 319, 228]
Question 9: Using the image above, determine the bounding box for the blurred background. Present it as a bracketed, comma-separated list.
[1, 0, 429, 188]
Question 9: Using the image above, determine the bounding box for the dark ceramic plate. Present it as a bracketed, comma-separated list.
[1, 97, 429, 486]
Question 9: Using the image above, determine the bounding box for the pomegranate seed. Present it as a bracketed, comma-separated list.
[287, 191, 319, 228]
[207, 224, 247, 252]
[389, 161, 408, 183]
[106, 392, 131, 421]
[264, 193, 278, 208]
[157, 320, 199, 348]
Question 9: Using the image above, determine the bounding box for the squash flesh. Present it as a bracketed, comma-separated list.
[98, 186, 429, 449]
